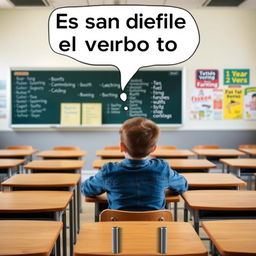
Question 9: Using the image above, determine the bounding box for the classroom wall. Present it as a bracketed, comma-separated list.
[0, 8, 256, 168]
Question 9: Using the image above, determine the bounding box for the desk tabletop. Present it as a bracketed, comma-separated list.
[239, 148, 256, 156]
[85, 192, 180, 204]
[220, 158, 256, 168]
[0, 158, 25, 168]
[0, 220, 62, 256]
[166, 159, 216, 169]
[96, 149, 195, 158]
[182, 190, 256, 210]
[75, 221, 207, 256]
[193, 148, 245, 157]
[93, 159, 122, 168]
[37, 150, 86, 158]
[182, 173, 246, 187]
[2, 173, 81, 188]
[24, 159, 84, 170]
[0, 149, 37, 157]
[150, 149, 195, 158]
[202, 220, 256, 256]
[0, 191, 73, 212]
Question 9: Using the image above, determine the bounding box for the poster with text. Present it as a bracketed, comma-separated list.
[213, 88, 223, 120]
[190, 89, 213, 120]
[224, 69, 249, 85]
[224, 88, 243, 119]
[196, 69, 219, 88]
[244, 87, 256, 120]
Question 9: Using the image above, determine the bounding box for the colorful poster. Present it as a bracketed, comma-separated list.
[195, 69, 219, 88]
[244, 87, 256, 120]
[224, 69, 250, 85]
[60, 103, 81, 125]
[190, 89, 213, 120]
[223, 88, 243, 119]
[213, 88, 223, 120]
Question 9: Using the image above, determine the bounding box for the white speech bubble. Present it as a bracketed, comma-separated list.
[49, 5, 200, 102]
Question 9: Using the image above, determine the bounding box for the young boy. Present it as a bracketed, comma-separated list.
[81, 117, 188, 211]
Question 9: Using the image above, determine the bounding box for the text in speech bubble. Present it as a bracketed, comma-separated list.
[49, 5, 200, 108]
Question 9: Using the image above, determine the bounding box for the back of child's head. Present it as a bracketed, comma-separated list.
[119, 117, 160, 158]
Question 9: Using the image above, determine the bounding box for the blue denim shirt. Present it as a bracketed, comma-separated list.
[81, 158, 188, 211]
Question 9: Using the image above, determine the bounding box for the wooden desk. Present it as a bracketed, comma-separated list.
[0, 149, 37, 163]
[150, 149, 195, 158]
[96, 149, 195, 159]
[220, 158, 256, 189]
[1, 173, 81, 239]
[0, 159, 25, 178]
[0, 220, 62, 256]
[202, 220, 256, 256]
[0, 191, 73, 256]
[166, 159, 216, 172]
[37, 150, 86, 159]
[93, 159, 122, 169]
[182, 190, 256, 234]
[75, 221, 207, 256]
[193, 148, 245, 158]
[239, 148, 256, 157]
[24, 159, 84, 216]
[182, 173, 246, 189]
[85, 192, 180, 221]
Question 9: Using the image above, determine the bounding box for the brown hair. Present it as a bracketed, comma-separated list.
[119, 117, 160, 158]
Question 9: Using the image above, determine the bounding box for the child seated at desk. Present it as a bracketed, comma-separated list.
[81, 117, 188, 210]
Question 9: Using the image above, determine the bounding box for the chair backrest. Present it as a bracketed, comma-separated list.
[104, 146, 120, 150]
[193, 145, 220, 150]
[239, 144, 256, 150]
[6, 145, 33, 150]
[99, 209, 172, 222]
[53, 146, 80, 150]
[157, 146, 177, 150]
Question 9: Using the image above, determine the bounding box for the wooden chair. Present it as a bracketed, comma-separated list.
[239, 145, 256, 150]
[157, 146, 177, 150]
[193, 145, 220, 149]
[6, 145, 34, 150]
[99, 209, 172, 222]
[52, 146, 80, 150]
[104, 146, 120, 150]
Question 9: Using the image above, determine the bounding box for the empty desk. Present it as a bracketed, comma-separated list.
[85, 192, 180, 221]
[0, 220, 62, 256]
[202, 220, 256, 256]
[75, 221, 207, 256]
[0, 191, 73, 256]
[182, 190, 256, 234]
[37, 150, 86, 159]
[182, 173, 246, 189]
[24, 159, 84, 214]
[150, 149, 195, 158]
[220, 158, 256, 189]
[93, 159, 122, 169]
[239, 148, 256, 157]
[96, 149, 124, 159]
[0, 149, 37, 163]
[1, 173, 80, 238]
[166, 159, 216, 172]
[0, 159, 25, 179]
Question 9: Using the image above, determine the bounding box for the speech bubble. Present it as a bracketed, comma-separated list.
[49, 5, 200, 104]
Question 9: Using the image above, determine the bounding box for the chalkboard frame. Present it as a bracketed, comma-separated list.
[10, 67, 184, 129]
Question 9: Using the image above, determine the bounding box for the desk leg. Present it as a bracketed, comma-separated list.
[222, 163, 225, 173]
[184, 204, 188, 222]
[69, 199, 74, 256]
[95, 203, 100, 222]
[193, 210, 200, 234]
[174, 202, 177, 221]
[54, 211, 63, 256]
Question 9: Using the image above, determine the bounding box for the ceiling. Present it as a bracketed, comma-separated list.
[1, 0, 256, 9]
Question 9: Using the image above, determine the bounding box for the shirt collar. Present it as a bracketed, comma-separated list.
[122, 157, 149, 167]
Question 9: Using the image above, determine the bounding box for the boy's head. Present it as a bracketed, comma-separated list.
[119, 117, 160, 158]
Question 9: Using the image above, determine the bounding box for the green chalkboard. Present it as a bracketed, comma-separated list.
[11, 69, 183, 126]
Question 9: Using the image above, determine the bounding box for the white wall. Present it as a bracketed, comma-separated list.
[0, 8, 256, 130]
